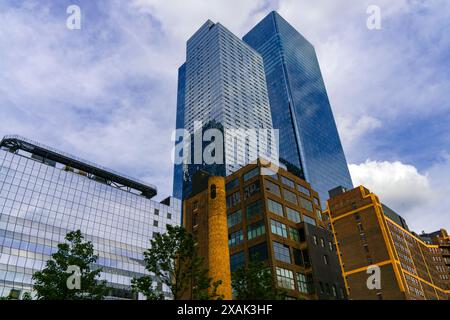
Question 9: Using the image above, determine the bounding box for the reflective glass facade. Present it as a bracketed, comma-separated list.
[244, 11, 353, 206]
[0, 136, 181, 299]
[173, 63, 186, 200]
[174, 20, 275, 200]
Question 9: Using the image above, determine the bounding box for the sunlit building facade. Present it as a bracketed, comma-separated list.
[0, 135, 181, 299]
[225, 160, 346, 300]
[326, 186, 449, 300]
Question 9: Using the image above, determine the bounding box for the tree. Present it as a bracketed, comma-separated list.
[22, 292, 32, 300]
[32, 230, 108, 300]
[232, 258, 286, 300]
[132, 225, 223, 300]
[0, 290, 31, 300]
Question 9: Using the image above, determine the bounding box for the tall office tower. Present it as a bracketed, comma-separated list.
[0, 135, 181, 299]
[226, 160, 346, 300]
[326, 186, 449, 300]
[244, 11, 353, 207]
[173, 20, 275, 200]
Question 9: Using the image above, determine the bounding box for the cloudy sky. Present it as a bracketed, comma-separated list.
[0, 0, 449, 232]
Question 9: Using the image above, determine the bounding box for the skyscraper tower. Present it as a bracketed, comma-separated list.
[244, 11, 353, 206]
[173, 20, 275, 200]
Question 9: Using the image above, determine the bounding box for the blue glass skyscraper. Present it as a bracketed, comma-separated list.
[244, 11, 353, 206]
[173, 64, 186, 200]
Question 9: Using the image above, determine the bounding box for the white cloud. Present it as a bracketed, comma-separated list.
[336, 115, 381, 155]
[0, 1, 179, 199]
[349, 160, 433, 211]
[131, 0, 270, 42]
[349, 159, 450, 233]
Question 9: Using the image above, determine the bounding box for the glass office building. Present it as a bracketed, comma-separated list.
[173, 63, 186, 200]
[173, 20, 275, 200]
[0, 135, 181, 299]
[244, 11, 353, 207]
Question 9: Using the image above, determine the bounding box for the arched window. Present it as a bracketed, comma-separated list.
[211, 184, 217, 199]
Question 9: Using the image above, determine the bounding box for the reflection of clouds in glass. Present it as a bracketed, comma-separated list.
[0, 148, 180, 297]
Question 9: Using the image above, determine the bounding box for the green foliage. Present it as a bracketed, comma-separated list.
[22, 292, 32, 300]
[132, 225, 223, 300]
[0, 291, 33, 300]
[232, 259, 286, 300]
[32, 230, 108, 300]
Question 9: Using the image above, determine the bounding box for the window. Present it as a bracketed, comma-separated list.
[320, 238, 325, 247]
[286, 207, 301, 223]
[290, 228, 301, 242]
[265, 180, 281, 196]
[323, 255, 329, 265]
[267, 199, 283, 216]
[227, 210, 242, 228]
[281, 176, 295, 189]
[154, 209, 159, 216]
[357, 223, 364, 233]
[293, 248, 303, 266]
[227, 191, 240, 208]
[229, 230, 243, 248]
[243, 167, 259, 182]
[360, 233, 367, 243]
[316, 209, 322, 221]
[363, 244, 370, 253]
[153, 220, 159, 227]
[283, 189, 298, 205]
[332, 285, 337, 297]
[319, 282, 324, 294]
[193, 214, 199, 227]
[276, 267, 295, 290]
[300, 197, 313, 212]
[313, 198, 320, 206]
[210, 184, 217, 199]
[303, 215, 316, 226]
[226, 178, 239, 191]
[261, 167, 278, 179]
[244, 181, 260, 199]
[297, 273, 313, 294]
[339, 288, 345, 299]
[230, 251, 245, 272]
[273, 241, 291, 263]
[249, 242, 268, 262]
[298, 185, 311, 197]
[246, 200, 262, 220]
[313, 235, 318, 245]
[271, 219, 288, 238]
[247, 220, 265, 240]
[167, 213, 172, 220]
[328, 242, 333, 251]
[354, 213, 360, 221]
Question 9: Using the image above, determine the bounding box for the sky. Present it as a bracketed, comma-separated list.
[0, 0, 449, 233]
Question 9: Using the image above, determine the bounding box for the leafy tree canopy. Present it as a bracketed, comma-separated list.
[132, 225, 223, 300]
[32, 230, 108, 300]
[232, 258, 286, 300]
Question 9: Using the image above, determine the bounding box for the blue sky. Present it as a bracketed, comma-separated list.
[0, 0, 449, 232]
